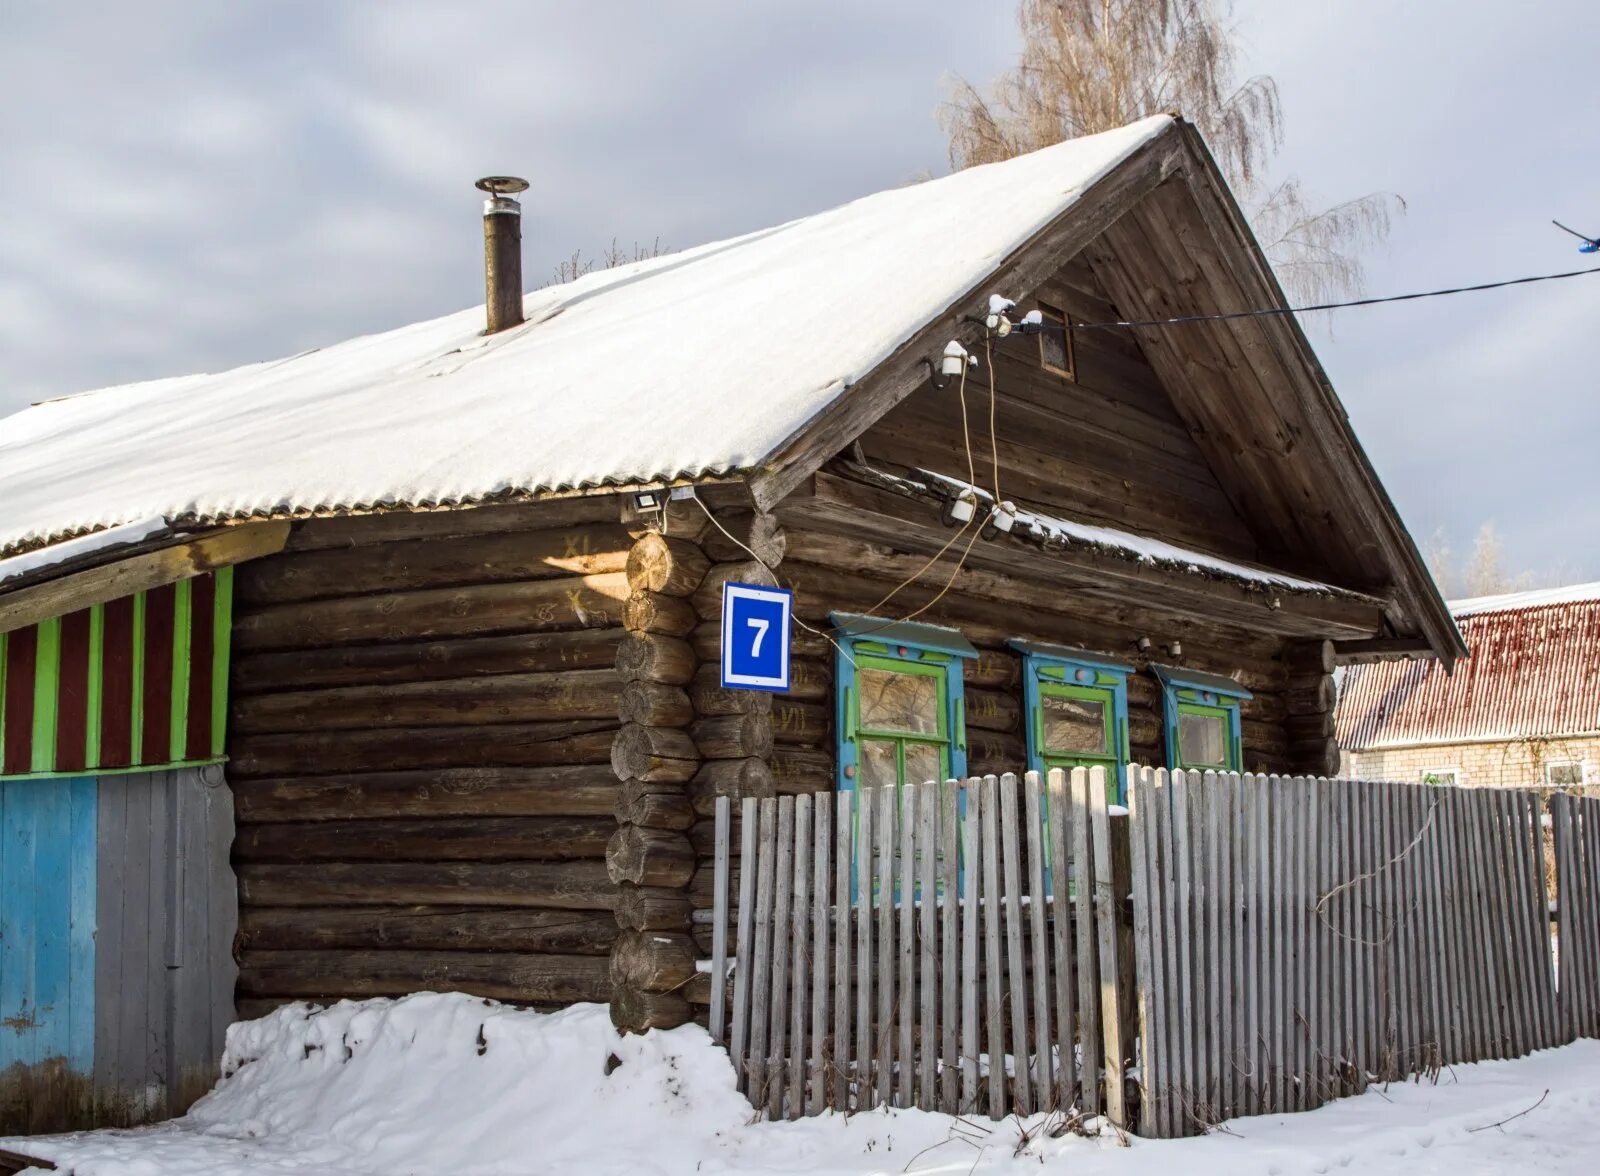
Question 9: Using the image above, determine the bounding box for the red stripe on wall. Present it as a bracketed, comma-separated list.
[186, 574, 216, 761]
[100, 595, 136, 768]
[140, 583, 176, 765]
[3, 626, 38, 775]
[54, 608, 93, 773]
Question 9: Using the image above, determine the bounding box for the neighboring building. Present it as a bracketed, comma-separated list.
[0, 113, 1460, 1128]
[1338, 583, 1600, 789]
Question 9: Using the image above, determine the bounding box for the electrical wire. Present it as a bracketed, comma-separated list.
[1002, 262, 1600, 334]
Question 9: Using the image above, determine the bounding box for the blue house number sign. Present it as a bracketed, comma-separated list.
[720, 582, 793, 692]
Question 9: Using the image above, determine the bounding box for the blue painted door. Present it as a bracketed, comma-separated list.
[0, 776, 97, 1079]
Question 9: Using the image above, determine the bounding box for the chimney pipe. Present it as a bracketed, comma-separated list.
[476, 175, 528, 334]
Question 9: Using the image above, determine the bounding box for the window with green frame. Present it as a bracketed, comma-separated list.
[833, 614, 974, 797]
[1152, 665, 1250, 773]
[1011, 640, 1130, 803]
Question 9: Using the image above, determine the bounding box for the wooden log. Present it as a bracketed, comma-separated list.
[1285, 675, 1336, 717]
[623, 591, 698, 637]
[772, 698, 830, 746]
[967, 729, 1026, 774]
[1288, 736, 1341, 778]
[610, 929, 698, 991]
[964, 687, 1021, 734]
[611, 723, 700, 782]
[689, 758, 776, 814]
[606, 826, 696, 887]
[232, 669, 620, 734]
[691, 561, 772, 620]
[1239, 691, 1289, 725]
[614, 884, 694, 931]
[619, 680, 694, 727]
[229, 723, 617, 778]
[237, 861, 617, 909]
[1282, 713, 1334, 744]
[233, 816, 614, 863]
[615, 782, 695, 831]
[233, 573, 629, 651]
[234, 906, 619, 953]
[689, 663, 774, 717]
[691, 713, 774, 760]
[1285, 639, 1335, 675]
[965, 646, 1020, 690]
[232, 628, 625, 695]
[231, 766, 620, 823]
[626, 534, 711, 597]
[236, 949, 611, 1003]
[771, 747, 832, 795]
[699, 512, 787, 566]
[611, 986, 692, 1032]
[616, 632, 696, 685]
[236, 526, 636, 604]
[283, 497, 618, 551]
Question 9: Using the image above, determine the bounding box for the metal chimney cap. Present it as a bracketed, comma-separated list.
[475, 176, 529, 196]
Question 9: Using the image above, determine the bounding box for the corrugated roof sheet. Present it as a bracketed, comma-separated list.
[0, 117, 1172, 561]
[1337, 586, 1600, 749]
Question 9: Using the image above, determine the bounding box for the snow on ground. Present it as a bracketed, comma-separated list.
[5, 992, 1600, 1176]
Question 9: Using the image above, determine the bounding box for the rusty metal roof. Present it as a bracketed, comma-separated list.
[1337, 584, 1600, 749]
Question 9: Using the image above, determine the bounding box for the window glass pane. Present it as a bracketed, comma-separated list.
[859, 738, 900, 791]
[858, 666, 940, 735]
[1178, 710, 1227, 767]
[1041, 693, 1108, 755]
[1548, 763, 1584, 786]
[903, 742, 942, 788]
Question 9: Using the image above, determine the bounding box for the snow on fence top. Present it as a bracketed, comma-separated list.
[0, 116, 1174, 560]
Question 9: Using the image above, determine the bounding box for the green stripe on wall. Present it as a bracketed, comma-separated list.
[129, 590, 146, 753]
[84, 603, 104, 768]
[30, 615, 61, 774]
[211, 566, 233, 760]
[169, 577, 193, 763]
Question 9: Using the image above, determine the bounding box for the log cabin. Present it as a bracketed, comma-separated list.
[0, 113, 1461, 1123]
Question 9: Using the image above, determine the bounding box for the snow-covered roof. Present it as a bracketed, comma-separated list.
[0, 116, 1174, 562]
[1448, 581, 1600, 618]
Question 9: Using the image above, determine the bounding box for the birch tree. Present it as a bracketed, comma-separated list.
[940, 0, 1400, 303]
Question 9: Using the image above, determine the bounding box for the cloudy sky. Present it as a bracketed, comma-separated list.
[2, 1, 1595, 583]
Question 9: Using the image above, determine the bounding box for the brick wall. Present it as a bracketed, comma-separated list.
[1343, 733, 1600, 791]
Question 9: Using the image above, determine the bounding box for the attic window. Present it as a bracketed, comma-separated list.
[1036, 303, 1075, 381]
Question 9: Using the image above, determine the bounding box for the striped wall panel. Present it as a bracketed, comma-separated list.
[0, 569, 233, 780]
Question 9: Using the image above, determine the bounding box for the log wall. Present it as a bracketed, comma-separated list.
[227, 502, 630, 1018]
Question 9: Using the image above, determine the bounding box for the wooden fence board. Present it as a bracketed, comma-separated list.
[854, 786, 873, 1109]
[787, 794, 812, 1118]
[897, 784, 915, 1108]
[1024, 773, 1052, 1102]
[766, 797, 794, 1117]
[710, 795, 731, 1045]
[1071, 768, 1102, 1119]
[729, 797, 758, 1084]
[980, 776, 1005, 1119]
[809, 791, 831, 1115]
[1047, 768, 1078, 1114]
[1091, 766, 1126, 1128]
[961, 781, 980, 1114]
[832, 789, 851, 1110]
[918, 783, 939, 1107]
[939, 780, 959, 1114]
[874, 784, 894, 1109]
[747, 798, 776, 1105]
[1000, 773, 1033, 1113]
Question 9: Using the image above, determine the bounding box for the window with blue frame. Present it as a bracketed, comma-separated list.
[1010, 640, 1131, 803]
[833, 614, 973, 797]
[833, 614, 974, 902]
[1153, 665, 1250, 773]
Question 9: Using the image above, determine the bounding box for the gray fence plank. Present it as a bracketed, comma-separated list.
[1090, 766, 1124, 1128]
[1024, 772, 1052, 1103]
[981, 775, 1005, 1118]
[855, 786, 873, 1109]
[730, 798, 758, 1090]
[788, 794, 812, 1118]
[809, 791, 831, 1115]
[875, 784, 895, 1109]
[832, 790, 852, 1110]
[747, 798, 777, 1105]
[1000, 772, 1033, 1113]
[918, 782, 939, 1107]
[711, 796, 732, 1044]
[1047, 768, 1078, 1115]
[767, 796, 794, 1118]
[1071, 767, 1102, 1120]
[961, 779, 981, 1115]
[939, 780, 960, 1114]
[897, 784, 916, 1108]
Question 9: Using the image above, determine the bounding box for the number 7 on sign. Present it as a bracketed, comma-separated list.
[720, 581, 793, 692]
